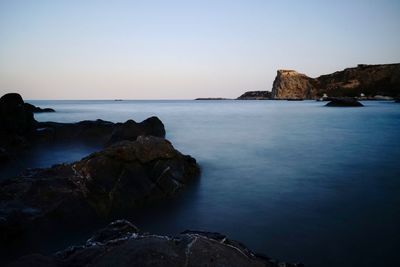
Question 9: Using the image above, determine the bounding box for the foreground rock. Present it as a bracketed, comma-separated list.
[237, 91, 272, 100]
[325, 98, 364, 107]
[10, 220, 302, 267]
[272, 64, 400, 99]
[0, 136, 199, 245]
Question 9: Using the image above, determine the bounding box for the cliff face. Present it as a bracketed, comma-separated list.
[271, 64, 400, 99]
[271, 70, 316, 99]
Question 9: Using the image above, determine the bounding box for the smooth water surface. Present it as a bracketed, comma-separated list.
[5, 100, 400, 266]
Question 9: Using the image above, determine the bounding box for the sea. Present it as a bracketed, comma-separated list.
[2, 100, 400, 267]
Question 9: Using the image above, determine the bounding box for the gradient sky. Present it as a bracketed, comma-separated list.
[1, 0, 399, 99]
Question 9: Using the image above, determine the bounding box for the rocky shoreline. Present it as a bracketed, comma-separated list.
[0, 93, 302, 266]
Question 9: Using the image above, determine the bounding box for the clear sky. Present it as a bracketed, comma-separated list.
[1, 0, 399, 99]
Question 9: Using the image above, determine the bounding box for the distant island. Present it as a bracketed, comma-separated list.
[196, 63, 400, 101]
[195, 97, 230, 100]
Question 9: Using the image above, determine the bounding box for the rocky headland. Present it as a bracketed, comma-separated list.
[271, 63, 400, 100]
[9, 220, 302, 267]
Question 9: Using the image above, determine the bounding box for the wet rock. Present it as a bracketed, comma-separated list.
[325, 98, 364, 107]
[0, 136, 199, 245]
[23, 103, 55, 113]
[10, 220, 303, 267]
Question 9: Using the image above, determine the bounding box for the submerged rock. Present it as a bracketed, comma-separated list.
[0, 136, 199, 245]
[325, 98, 364, 107]
[10, 220, 303, 267]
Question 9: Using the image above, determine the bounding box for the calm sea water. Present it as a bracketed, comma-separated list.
[4, 100, 400, 266]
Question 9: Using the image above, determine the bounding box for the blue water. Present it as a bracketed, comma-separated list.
[8, 100, 400, 266]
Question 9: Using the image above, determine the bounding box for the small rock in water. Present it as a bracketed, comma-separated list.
[325, 98, 363, 107]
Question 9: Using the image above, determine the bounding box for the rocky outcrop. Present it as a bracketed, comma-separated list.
[35, 116, 165, 145]
[0, 136, 199, 246]
[10, 220, 302, 267]
[271, 64, 400, 99]
[23, 103, 55, 113]
[0, 93, 165, 163]
[237, 91, 272, 100]
[325, 98, 364, 107]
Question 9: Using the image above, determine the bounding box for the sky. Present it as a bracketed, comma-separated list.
[0, 0, 399, 100]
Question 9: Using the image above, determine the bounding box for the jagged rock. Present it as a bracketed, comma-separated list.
[325, 98, 364, 107]
[0, 136, 199, 246]
[9, 220, 303, 267]
[23, 103, 55, 113]
[272, 64, 400, 99]
[237, 91, 272, 100]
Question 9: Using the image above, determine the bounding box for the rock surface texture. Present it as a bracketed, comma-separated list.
[0, 136, 199, 245]
[271, 64, 400, 99]
[237, 91, 272, 100]
[9, 220, 303, 267]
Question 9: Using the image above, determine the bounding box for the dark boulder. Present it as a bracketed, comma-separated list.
[325, 98, 364, 107]
[0, 136, 199, 246]
[24, 103, 55, 113]
[9, 220, 303, 267]
[0, 93, 36, 134]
